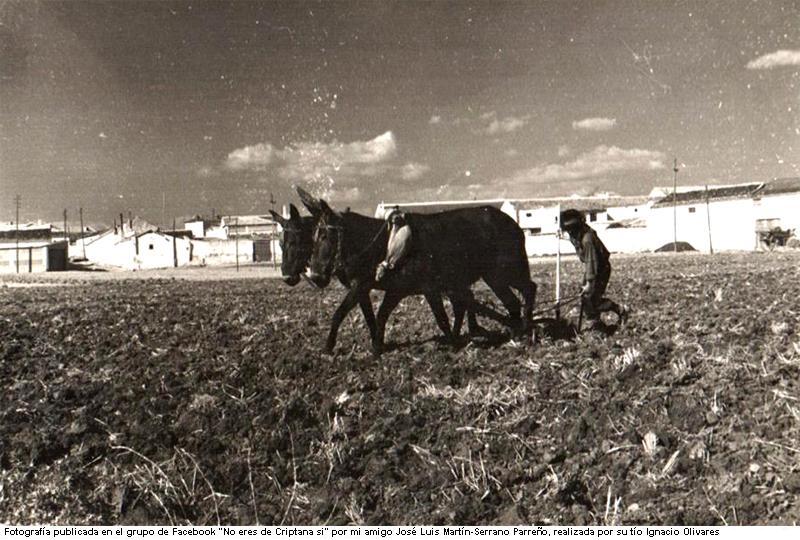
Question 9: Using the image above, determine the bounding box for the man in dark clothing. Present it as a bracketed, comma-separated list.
[560, 209, 627, 330]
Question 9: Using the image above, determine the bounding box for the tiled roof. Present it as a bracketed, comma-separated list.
[651, 183, 762, 208]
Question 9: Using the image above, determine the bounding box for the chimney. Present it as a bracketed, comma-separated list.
[128, 211, 132, 229]
[119, 213, 124, 235]
[113, 218, 117, 234]
[282, 204, 289, 218]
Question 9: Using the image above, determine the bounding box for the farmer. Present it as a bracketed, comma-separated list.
[560, 209, 627, 330]
[376, 207, 412, 282]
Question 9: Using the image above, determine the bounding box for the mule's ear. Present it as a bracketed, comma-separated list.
[296, 186, 323, 217]
[268, 210, 286, 226]
[318, 198, 339, 217]
[289, 203, 301, 220]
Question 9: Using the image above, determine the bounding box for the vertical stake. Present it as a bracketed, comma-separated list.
[555, 203, 562, 320]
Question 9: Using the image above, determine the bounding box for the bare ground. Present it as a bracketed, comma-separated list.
[1, 252, 800, 525]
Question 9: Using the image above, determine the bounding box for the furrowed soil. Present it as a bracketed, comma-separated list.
[2, 252, 800, 525]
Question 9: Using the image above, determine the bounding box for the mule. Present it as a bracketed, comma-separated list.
[270, 194, 480, 352]
[306, 197, 537, 355]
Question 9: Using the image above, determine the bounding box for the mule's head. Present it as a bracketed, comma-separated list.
[307, 198, 342, 288]
[270, 204, 313, 286]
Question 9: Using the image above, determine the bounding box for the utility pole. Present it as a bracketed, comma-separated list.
[172, 217, 178, 268]
[234, 216, 239, 272]
[705, 185, 714, 254]
[672, 158, 679, 253]
[14, 195, 21, 273]
[162, 192, 166, 231]
[79, 207, 86, 260]
[63, 208, 68, 243]
[270, 192, 277, 269]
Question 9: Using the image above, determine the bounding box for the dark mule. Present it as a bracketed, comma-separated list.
[307, 199, 537, 355]
[270, 193, 473, 353]
[269, 204, 316, 286]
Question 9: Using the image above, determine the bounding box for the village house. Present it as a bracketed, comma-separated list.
[81, 216, 194, 270]
[183, 214, 281, 265]
[374, 177, 800, 257]
[184, 216, 226, 239]
[0, 223, 68, 273]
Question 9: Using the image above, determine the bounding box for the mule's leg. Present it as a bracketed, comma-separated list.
[450, 288, 485, 338]
[325, 285, 370, 354]
[373, 290, 404, 356]
[514, 279, 537, 342]
[485, 281, 524, 334]
[449, 295, 466, 338]
[424, 293, 454, 341]
[358, 295, 378, 342]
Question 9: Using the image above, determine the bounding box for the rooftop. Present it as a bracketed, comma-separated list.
[651, 183, 763, 208]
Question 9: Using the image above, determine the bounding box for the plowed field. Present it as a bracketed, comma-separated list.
[2, 252, 800, 525]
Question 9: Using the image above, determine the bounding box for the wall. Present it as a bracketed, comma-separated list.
[647, 198, 756, 252]
[134, 233, 192, 270]
[83, 232, 136, 268]
[754, 193, 800, 233]
[191, 238, 255, 265]
[523, 227, 650, 257]
[0, 245, 48, 273]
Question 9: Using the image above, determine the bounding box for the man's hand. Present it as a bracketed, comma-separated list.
[581, 281, 593, 296]
[375, 261, 389, 282]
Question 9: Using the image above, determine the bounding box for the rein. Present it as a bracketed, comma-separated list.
[321, 219, 389, 277]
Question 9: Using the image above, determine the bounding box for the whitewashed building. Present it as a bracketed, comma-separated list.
[373, 177, 800, 256]
[184, 216, 226, 239]
[752, 178, 800, 243]
[648, 183, 762, 252]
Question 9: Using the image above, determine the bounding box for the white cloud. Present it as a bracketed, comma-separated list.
[504, 145, 666, 185]
[455, 111, 530, 135]
[225, 132, 414, 201]
[485, 116, 527, 135]
[572, 117, 617, 131]
[429, 115, 442, 124]
[226, 131, 398, 184]
[747, 50, 800, 69]
[226, 142, 277, 171]
[401, 162, 431, 181]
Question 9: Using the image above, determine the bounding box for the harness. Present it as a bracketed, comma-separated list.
[318, 219, 389, 277]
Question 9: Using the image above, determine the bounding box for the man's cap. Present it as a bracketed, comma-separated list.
[560, 209, 585, 229]
[386, 208, 404, 222]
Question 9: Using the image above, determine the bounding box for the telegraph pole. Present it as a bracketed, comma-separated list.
[270, 192, 277, 270]
[63, 208, 68, 243]
[79, 207, 86, 260]
[234, 216, 239, 272]
[14, 195, 21, 273]
[672, 158, 679, 253]
[172, 217, 178, 268]
[705, 185, 714, 254]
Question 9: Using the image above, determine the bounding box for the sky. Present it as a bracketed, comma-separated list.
[1, 0, 798, 226]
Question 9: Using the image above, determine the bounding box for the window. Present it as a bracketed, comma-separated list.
[525, 212, 532, 217]
[688, 207, 696, 214]
[149, 244, 154, 250]
[529, 227, 541, 234]
[589, 211, 598, 222]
